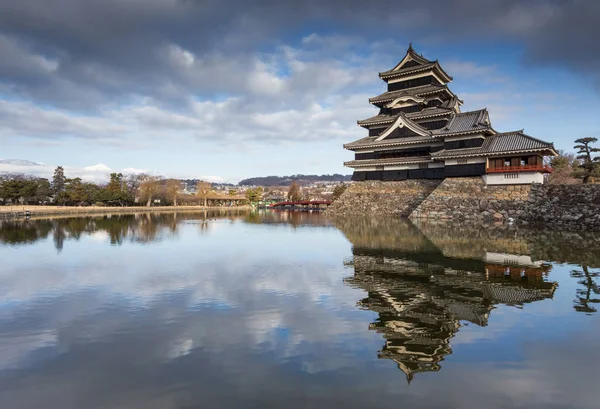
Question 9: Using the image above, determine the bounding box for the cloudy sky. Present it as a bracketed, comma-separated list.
[1, 0, 599, 183]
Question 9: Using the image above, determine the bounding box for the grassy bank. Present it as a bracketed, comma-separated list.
[0, 205, 251, 219]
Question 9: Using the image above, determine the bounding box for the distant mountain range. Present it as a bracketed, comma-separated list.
[238, 174, 351, 187]
[0, 159, 44, 166]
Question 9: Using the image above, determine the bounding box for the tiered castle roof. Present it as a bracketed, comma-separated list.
[345, 44, 557, 161]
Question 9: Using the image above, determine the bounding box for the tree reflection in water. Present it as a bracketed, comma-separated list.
[0, 209, 250, 249]
[571, 265, 600, 314]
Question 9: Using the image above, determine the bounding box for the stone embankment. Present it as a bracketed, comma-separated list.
[525, 184, 600, 228]
[328, 177, 600, 229]
[326, 180, 441, 217]
[410, 178, 530, 222]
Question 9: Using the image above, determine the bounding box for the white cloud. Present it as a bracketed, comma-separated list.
[83, 163, 112, 172]
[121, 167, 149, 175]
[0, 36, 382, 152]
[0, 161, 226, 184]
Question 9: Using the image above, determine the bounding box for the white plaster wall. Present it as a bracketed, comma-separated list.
[482, 172, 544, 185]
[385, 162, 444, 171]
[444, 157, 486, 165]
[354, 143, 444, 153]
[484, 252, 542, 267]
[350, 166, 377, 172]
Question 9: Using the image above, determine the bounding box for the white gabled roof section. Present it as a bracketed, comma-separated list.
[385, 95, 426, 108]
[375, 112, 431, 141]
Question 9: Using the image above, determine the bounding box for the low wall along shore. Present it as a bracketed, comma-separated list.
[328, 177, 600, 228]
[0, 205, 251, 219]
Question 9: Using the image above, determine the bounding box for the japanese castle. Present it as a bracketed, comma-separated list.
[344, 45, 557, 185]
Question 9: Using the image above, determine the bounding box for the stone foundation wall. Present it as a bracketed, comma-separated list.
[329, 177, 600, 229]
[410, 177, 531, 222]
[524, 184, 600, 228]
[327, 180, 441, 217]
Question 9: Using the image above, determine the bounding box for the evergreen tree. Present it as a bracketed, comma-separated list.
[573, 137, 600, 184]
[52, 166, 67, 203]
[65, 177, 89, 205]
[106, 173, 128, 206]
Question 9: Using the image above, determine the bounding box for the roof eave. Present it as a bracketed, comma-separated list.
[432, 147, 557, 160]
[378, 63, 453, 82]
[434, 128, 490, 137]
[344, 137, 443, 150]
[369, 87, 453, 105]
[344, 158, 434, 167]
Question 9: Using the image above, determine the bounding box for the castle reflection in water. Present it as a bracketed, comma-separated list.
[335, 218, 559, 382]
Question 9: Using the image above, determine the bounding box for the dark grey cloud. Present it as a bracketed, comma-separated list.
[0, 0, 598, 111]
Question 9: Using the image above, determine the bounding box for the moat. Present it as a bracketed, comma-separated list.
[1, 211, 599, 409]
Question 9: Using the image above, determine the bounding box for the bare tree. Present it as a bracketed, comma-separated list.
[332, 183, 348, 200]
[287, 181, 302, 202]
[548, 150, 580, 185]
[165, 179, 180, 206]
[125, 173, 145, 201]
[138, 175, 162, 207]
[196, 181, 212, 207]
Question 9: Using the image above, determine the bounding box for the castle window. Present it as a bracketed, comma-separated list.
[504, 173, 519, 179]
[419, 163, 429, 169]
[457, 159, 468, 165]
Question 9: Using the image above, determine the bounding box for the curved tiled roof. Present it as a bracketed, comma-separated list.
[407, 106, 454, 120]
[379, 61, 453, 82]
[379, 62, 436, 78]
[357, 104, 455, 127]
[347, 109, 491, 150]
[357, 113, 397, 126]
[369, 84, 452, 104]
[431, 131, 557, 159]
[432, 109, 491, 136]
[344, 135, 439, 150]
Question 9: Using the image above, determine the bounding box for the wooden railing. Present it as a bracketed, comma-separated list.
[486, 165, 553, 173]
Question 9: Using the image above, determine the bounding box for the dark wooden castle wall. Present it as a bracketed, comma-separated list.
[387, 75, 439, 91]
[351, 163, 486, 181]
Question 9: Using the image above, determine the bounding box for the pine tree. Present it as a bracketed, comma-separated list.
[52, 166, 66, 195]
[51, 166, 67, 204]
[573, 137, 600, 184]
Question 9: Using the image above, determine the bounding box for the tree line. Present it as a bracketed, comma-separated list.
[0, 167, 241, 207]
[238, 174, 351, 187]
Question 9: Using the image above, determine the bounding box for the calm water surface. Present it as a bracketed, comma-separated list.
[1, 211, 599, 409]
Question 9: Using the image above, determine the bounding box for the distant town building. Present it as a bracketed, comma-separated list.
[344, 44, 558, 185]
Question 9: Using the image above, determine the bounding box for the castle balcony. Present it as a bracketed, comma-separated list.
[486, 164, 553, 174]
